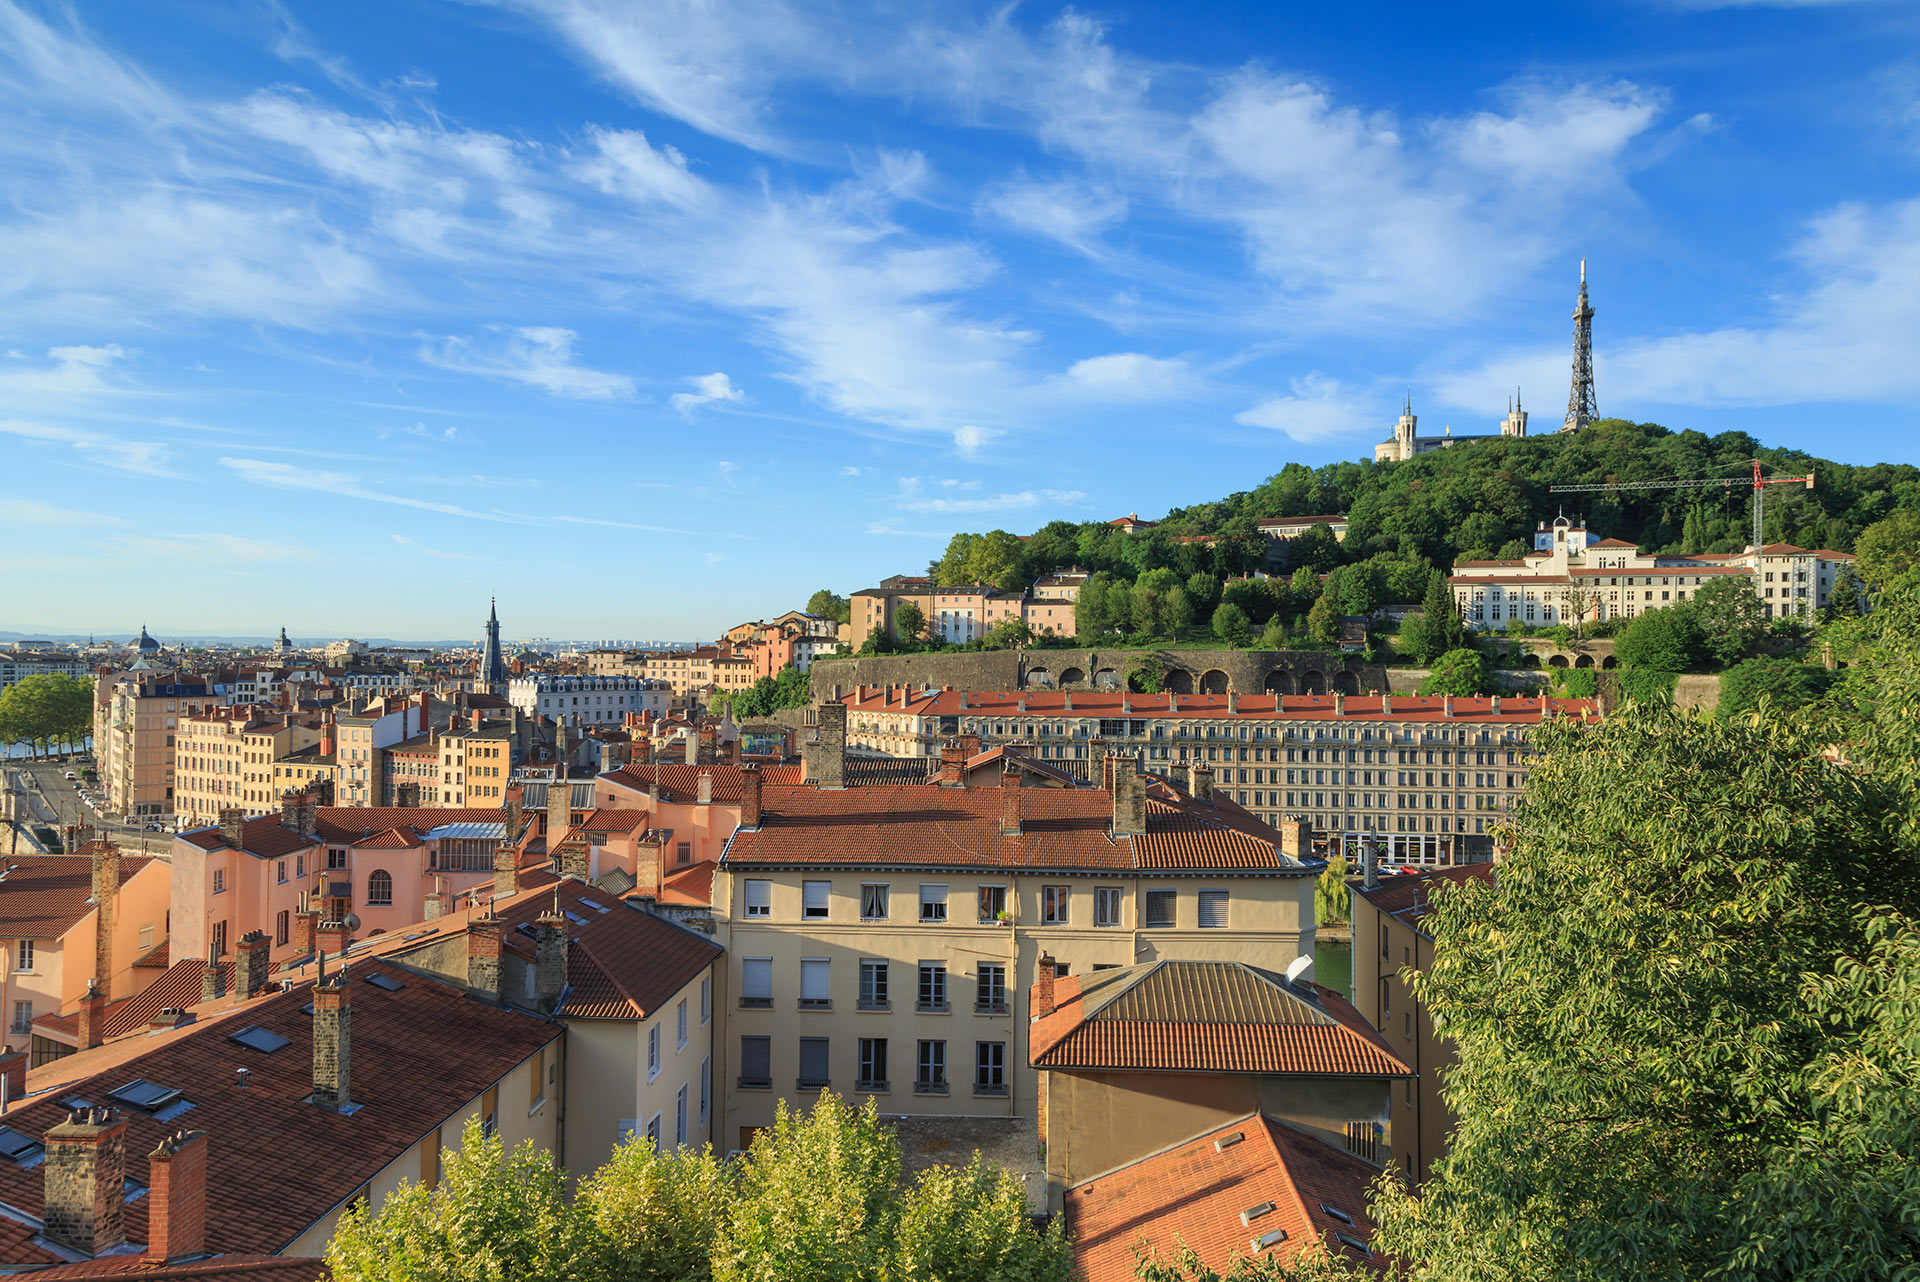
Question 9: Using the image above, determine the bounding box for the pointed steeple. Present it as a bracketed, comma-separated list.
[1563, 259, 1597, 433]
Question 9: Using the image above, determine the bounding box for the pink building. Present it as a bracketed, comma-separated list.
[591, 761, 806, 907]
[169, 790, 535, 966]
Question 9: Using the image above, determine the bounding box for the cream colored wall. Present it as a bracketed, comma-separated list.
[281, 1039, 561, 1258]
[561, 964, 715, 1181]
[0, 937, 66, 1054]
[715, 866, 1312, 1145]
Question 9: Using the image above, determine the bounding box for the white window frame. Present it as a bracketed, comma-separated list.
[647, 1025, 661, 1081]
[919, 883, 948, 923]
[802, 880, 831, 920]
[743, 879, 771, 918]
[860, 882, 890, 920]
[800, 958, 831, 1008]
[1093, 886, 1123, 927]
[677, 999, 688, 1051]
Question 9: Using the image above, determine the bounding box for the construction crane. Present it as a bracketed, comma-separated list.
[1549, 458, 1815, 551]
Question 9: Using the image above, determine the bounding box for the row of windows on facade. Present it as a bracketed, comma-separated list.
[644, 980, 713, 1078]
[740, 881, 1229, 929]
[957, 721, 1529, 746]
[739, 1034, 1006, 1095]
[623, 1058, 710, 1152]
[740, 957, 1015, 1012]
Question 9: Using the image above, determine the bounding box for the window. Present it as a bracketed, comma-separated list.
[648, 1026, 660, 1080]
[859, 960, 890, 1009]
[675, 841, 691, 867]
[741, 958, 773, 1007]
[800, 959, 831, 1009]
[1197, 890, 1230, 929]
[977, 963, 1006, 1013]
[918, 962, 948, 1011]
[366, 870, 393, 906]
[860, 883, 890, 920]
[975, 1041, 1006, 1094]
[276, 860, 287, 885]
[739, 1036, 771, 1088]
[802, 880, 831, 919]
[10, 1001, 31, 1034]
[1094, 886, 1123, 927]
[743, 880, 771, 918]
[677, 999, 689, 1050]
[977, 884, 1007, 923]
[916, 1039, 947, 1092]
[1145, 890, 1177, 929]
[645, 1114, 660, 1149]
[858, 1038, 889, 1090]
[1041, 885, 1070, 924]
[675, 1084, 689, 1147]
[700, 975, 711, 1023]
[211, 921, 227, 958]
[275, 910, 289, 947]
[14, 940, 31, 973]
[211, 868, 226, 895]
[699, 1056, 710, 1123]
[919, 883, 948, 922]
[139, 924, 154, 951]
[798, 1037, 830, 1088]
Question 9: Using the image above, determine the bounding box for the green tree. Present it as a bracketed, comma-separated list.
[1075, 574, 1113, 644]
[1212, 603, 1251, 647]
[892, 601, 925, 644]
[1853, 509, 1920, 586]
[1131, 586, 1163, 636]
[1400, 571, 1466, 666]
[578, 1135, 735, 1282]
[1306, 595, 1341, 645]
[1162, 585, 1195, 637]
[892, 1156, 1070, 1282]
[1494, 539, 1529, 560]
[1823, 564, 1865, 620]
[803, 590, 850, 625]
[1287, 566, 1319, 604]
[1614, 603, 1704, 674]
[1132, 1244, 1372, 1281]
[1184, 571, 1221, 611]
[985, 617, 1033, 649]
[327, 1117, 594, 1281]
[1417, 648, 1491, 696]
[1689, 576, 1769, 667]
[1127, 657, 1166, 693]
[0, 673, 92, 757]
[1717, 656, 1832, 718]
[1314, 848, 1350, 925]
[1366, 699, 1920, 1282]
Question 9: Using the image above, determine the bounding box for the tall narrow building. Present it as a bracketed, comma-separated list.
[482, 597, 506, 691]
[1562, 259, 1597, 433]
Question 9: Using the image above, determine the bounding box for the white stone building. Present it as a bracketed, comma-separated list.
[508, 674, 672, 728]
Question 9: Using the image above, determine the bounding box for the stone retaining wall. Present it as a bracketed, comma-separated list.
[811, 648, 1391, 700]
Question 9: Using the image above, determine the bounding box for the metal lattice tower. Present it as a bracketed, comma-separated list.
[1562, 259, 1597, 433]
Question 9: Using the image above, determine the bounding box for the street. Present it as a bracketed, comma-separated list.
[3, 758, 170, 857]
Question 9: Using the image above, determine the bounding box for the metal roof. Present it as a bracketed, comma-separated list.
[423, 821, 507, 841]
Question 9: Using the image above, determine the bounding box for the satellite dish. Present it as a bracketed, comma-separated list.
[1284, 954, 1314, 987]
[344, 913, 362, 932]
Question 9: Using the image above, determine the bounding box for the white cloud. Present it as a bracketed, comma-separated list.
[900, 488, 1086, 514]
[0, 418, 176, 476]
[1235, 375, 1370, 443]
[569, 126, 709, 208]
[953, 425, 997, 456]
[221, 456, 515, 519]
[382, 421, 476, 445]
[422, 326, 634, 399]
[1062, 352, 1191, 398]
[840, 465, 862, 476]
[0, 345, 132, 399]
[0, 498, 121, 527]
[670, 372, 745, 413]
[979, 177, 1127, 253]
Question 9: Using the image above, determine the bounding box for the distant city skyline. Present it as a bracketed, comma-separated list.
[3, 0, 1917, 636]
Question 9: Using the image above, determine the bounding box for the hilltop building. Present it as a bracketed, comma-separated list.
[1374, 394, 1529, 464]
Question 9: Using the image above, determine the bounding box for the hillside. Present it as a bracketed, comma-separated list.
[928, 420, 1918, 593]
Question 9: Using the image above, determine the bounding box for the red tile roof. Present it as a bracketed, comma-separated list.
[351, 826, 422, 850]
[661, 862, 716, 908]
[34, 957, 213, 1043]
[0, 854, 155, 941]
[9, 961, 559, 1262]
[313, 808, 516, 845]
[176, 815, 318, 859]
[1064, 1114, 1387, 1281]
[1588, 537, 1637, 547]
[1349, 862, 1495, 940]
[22, 1254, 328, 1279]
[599, 762, 805, 806]
[133, 939, 170, 970]
[723, 783, 1314, 875]
[839, 690, 1589, 725]
[574, 808, 651, 836]
[1029, 961, 1407, 1077]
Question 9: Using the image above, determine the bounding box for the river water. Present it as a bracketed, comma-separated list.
[1314, 938, 1353, 1003]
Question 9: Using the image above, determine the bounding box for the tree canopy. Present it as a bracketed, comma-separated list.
[1366, 575, 1920, 1281]
[329, 1096, 1068, 1282]
[803, 589, 850, 625]
[1418, 649, 1492, 696]
[0, 673, 92, 757]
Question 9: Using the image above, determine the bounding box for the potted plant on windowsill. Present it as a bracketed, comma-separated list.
[995, 909, 1013, 925]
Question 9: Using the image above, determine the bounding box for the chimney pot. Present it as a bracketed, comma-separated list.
[467, 916, 503, 1003]
[1036, 953, 1056, 1017]
[43, 1107, 128, 1257]
[999, 764, 1023, 836]
[740, 763, 763, 830]
[532, 911, 568, 1013]
[217, 808, 245, 850]
[696, 769, 712, 805]
[77, 979, 106, 1051]
[234, 932, 270, 1003]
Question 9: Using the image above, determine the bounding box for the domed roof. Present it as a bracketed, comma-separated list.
[134, 625, 161, 652]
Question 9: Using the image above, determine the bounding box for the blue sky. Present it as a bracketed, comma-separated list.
[3, 0, 1917, 642]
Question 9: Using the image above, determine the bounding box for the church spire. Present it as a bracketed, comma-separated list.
[1562, 259, 1597, 433]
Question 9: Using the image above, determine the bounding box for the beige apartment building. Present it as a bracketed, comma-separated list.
[91, 671, 215, 818]
[173, 706, 321, 827]
[713, 746, 1321, 1152]
[380, 715, 514, 807]
[827, 687, 1588, 865]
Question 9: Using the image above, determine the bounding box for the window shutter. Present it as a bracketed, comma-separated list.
[1198, 890, 1229, 929]
[743, 958, 772, 1000]
[801, 959, 829, 1002]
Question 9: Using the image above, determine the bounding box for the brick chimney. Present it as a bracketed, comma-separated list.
[814, 701, 847, 789]
[199, 961, 224, 1005]
[43, 1107, 128, 1257]
[546, 779, 570, 851]
[939, 739, 966, 785]
[467, 915, 503, 1003]
[424, 878, 448, 920]
[532, 908, 568, 1014]
[1189, 760, 1214, 804]
[696, 769, 712, 805]
[217, 808, 245, 849]
[958, 732, 981, 761]
[280, 791, 303, 833]
[740, 763, 762, 830]
[1227, 690, 1238, 714]
[1277, 814, 1311, 863]
[311, 971, 351, 1111]
[145, 1130, 208, 1264]
[76, 980, 106, 1051]
[1443, 695, 1456, 718]
[1111, 756, 1146, 837]
[1036, 953, 1056, 1017]
[316, 921, 351, 958]
[292, 909, 319, 957]
[684, 733, 699, 766]
[0, 1049, 25, 1113]
[553, 832, 589, 881]
[999, 764, 1023, 836]
[234, 931, 269, 1003]
[504, 783, 524, 840]
[492, 839, 520, 903]
[1332, 691, 1346, 718]
[90, 840, 118, 1002]
[1490, 694, 1503, 716]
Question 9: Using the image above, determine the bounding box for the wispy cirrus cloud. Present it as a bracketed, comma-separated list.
[420, 326, 634, 399]
[1236, 374, 1371, 443]
[670, 372, 744, 413]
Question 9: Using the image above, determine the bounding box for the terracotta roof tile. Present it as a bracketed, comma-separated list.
[0, 854, 155, 941]
[1029, 961, 1407, 1077]
[34, 957, 212, 1042]
[1349, 862, 1495, 940]
[23, 1254, 328, 1279]
[176, 815, 318, 859]
[599, 763, 802, 805]
[1065, 1114, 1386, 1281]
[661, 863, 716, 908]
